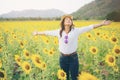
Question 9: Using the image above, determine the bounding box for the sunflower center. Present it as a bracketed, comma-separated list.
[92, 48, 96, 53]
[97, 33, 100, 35]
[88, 35, 91, 38]
[25, 65, 30, 70]
[112, 38, 117, 42]
[14, 36, 16, 38]
[26, 52, 29, 56]
[35, 57, 41, 64]
[0, 72, 4, 78]
[17, 58, 21, 62]
[115, 49, 120, 54]
[50, 51, 53, 54]
[20, 42, 23, 46]
[109, 57, 114, 63]
[60, 72, 65, 77]
[46, 40, 49, 43]
[43, 64, 46, 68]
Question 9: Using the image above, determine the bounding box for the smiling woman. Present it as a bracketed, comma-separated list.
[33, 14, 111, 80]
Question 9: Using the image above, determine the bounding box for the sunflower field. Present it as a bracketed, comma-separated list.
[0, 20, 120, 80]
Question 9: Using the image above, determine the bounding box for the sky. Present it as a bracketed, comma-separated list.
[0, 0, 94, 15]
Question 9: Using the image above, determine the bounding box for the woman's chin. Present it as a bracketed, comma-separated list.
[65, 24, 72, 26]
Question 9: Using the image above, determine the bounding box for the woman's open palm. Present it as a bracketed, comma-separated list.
[102, 20, 111, 26]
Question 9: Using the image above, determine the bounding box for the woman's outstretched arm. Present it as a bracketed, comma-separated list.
[76, 20, 112, 35]
[32, 29, 59, 37]
[93, 20, 111, 29]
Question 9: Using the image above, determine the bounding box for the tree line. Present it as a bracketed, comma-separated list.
[0, 17, 61, 21]
[0, 11, 120, 21]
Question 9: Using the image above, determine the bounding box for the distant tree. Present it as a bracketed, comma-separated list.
[84, 17, 90, 20]
[105, 11, 120, 21]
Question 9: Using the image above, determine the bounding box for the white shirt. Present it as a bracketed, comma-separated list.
[42, 25, 94, 54]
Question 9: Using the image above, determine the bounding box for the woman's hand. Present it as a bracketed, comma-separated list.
[32, 31, 45, 36]
[93, 20, 112, 29]
[101, 20, 111, 26]
[32, 31, 38, 36]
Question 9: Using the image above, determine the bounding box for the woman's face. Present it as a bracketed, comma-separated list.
[64, 17, 72, 27]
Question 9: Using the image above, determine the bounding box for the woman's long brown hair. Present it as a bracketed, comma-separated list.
[59, 17, 74, 37]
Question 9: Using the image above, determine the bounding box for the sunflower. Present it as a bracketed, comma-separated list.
[95, 31, 100, 36]
[0, 47, 2, 52]
[91, 37, 97, 41]
[14, 55, 22, 66]
[11, 32, 14, 35]
[110, 36, 118, 44]
[43, 48, 48, 54]
[31, 54, 42, 68]
[113, 65, 119, 72]
[48, 48, 55, 56]
[105, 54, 116, 66]
[0, 60, 2, 68]
[45, 39, 49, 44]
[20, 41, 24, 48]
[23, 49, 30, 59]
[104, 35, 109, 40]
[8, 39, 13, 44]
[86, 33, 92, 39]
[78, 71, 98, 80]
[54, 37, 58, 45]
[41, 62, 46, 70]
[51, 47, 55, 52]
[48, 50, 54, 56]
[112, 45, 120, 56]
[13, 34, 17, 39]
[90, 46, 98, 54]
[57, 69, 66, 80]
[102, 34, 109, 40]
[41, 36, 49, 44]
[21, 61, 31, 74]
[0, 70, 7, 80]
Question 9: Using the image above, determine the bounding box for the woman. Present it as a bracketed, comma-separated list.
[33, 15, 111, 80]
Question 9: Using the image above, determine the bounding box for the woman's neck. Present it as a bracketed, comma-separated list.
[64, 26, 70, 34]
